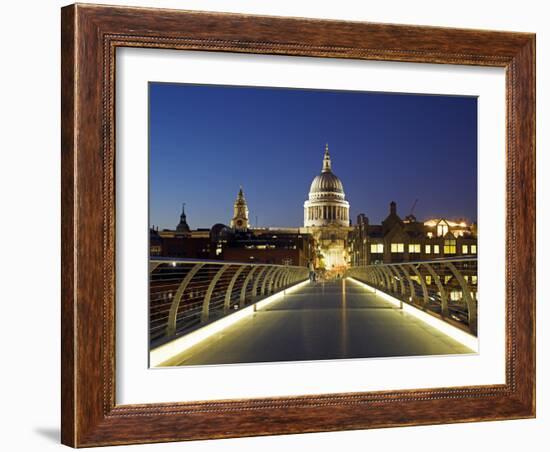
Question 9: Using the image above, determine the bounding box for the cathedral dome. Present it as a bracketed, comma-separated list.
[307, 144, 346, 200]
[309, 171, 344, 196]
[303, 144, 350, 228]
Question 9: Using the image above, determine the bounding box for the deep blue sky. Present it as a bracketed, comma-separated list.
[149, 83, 477, 230]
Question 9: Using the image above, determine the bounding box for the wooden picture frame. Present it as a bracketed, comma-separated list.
[61, 3, 535, 447]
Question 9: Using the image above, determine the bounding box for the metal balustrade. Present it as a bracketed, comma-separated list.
[347, 257, 478, 335]
[149, 258, 309, 347]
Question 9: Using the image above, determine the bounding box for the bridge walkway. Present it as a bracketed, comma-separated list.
[173, 279, 472, 366]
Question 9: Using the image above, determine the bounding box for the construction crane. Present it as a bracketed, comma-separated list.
[404, 199, 418, 223]
[409, 199, 418, 216]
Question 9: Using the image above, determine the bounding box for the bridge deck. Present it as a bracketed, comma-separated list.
[172, 279, 473, 366]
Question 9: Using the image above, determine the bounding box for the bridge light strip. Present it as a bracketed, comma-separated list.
[347, 277, 478, 352]
[150, 279, 310, 367]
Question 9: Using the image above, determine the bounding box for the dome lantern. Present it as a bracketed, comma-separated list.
[322, 143, 332, 173]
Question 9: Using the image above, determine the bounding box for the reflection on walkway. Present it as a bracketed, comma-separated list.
[169, 279, 473, 366]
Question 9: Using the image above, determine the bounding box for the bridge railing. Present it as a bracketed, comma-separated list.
[149, 258, 309, 347]
[347, 257, 477, 335]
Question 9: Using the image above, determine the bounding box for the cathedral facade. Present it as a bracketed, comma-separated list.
[302, 145, 352, 271]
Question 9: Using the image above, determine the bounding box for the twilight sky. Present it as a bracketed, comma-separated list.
[149, 82, 477, 230]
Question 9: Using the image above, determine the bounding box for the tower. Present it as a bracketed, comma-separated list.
[175, 203, 191, 235]
[231, 186, 249, 231]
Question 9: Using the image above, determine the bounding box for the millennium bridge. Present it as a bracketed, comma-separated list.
[149, 257, 477, 367]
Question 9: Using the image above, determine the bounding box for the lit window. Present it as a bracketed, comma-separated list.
[370, 243, 384, 253]
[425, 244, 431, 254]
[462, 244, 469, 254]
[450, 290, 462, 301]
[471, 244, 477, 254]
[391, 243, 404, 253]
[434, 245, 440, 254]
[437, 222, 449, 237]
[444, 239, 456, 254]
[472, 275, 478, 284]
[426, 275, 432, 285]
[408, 243, 420, 253]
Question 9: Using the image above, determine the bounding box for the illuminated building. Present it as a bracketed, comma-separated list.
[349, 202, 477, 265]
[303, 144, 350, 228]
[150, 144, 476, 270]
[302, 144, 352, 271]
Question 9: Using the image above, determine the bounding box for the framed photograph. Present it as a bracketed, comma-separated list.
[61, 3, 535, 447]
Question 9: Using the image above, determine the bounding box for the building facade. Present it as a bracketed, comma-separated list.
[221, 229, 314, 267]
[150, 186, 315, 266]
[349, 202, 477, 266]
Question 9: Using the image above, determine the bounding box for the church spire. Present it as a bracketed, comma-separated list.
[322, 143, 332, 173]
[176, 202, 191, 234]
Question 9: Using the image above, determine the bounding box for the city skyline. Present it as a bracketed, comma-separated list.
[149, 82, 477, 230]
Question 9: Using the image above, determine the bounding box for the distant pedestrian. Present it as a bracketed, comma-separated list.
[308, 261, 315, 283]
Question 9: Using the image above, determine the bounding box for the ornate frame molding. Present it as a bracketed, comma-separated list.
[61, 4, 535, 447]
